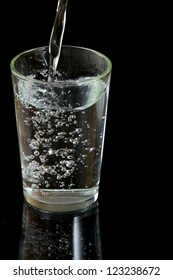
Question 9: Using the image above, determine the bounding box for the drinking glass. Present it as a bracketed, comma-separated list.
[10, 45, 112, 212]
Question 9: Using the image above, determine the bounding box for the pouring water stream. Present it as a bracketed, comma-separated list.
[48, 0, 69, 81]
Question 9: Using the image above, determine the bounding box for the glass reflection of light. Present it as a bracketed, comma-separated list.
[19, 201, 102, 260]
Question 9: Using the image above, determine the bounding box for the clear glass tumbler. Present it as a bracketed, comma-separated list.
[10, 45, 112, 212]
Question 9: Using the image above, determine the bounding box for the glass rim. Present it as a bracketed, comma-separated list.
[10, 45, 112, 86]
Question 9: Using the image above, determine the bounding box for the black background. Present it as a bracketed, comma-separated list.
[0, 0, 171, 260]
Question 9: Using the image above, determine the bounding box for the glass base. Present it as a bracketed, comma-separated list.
[23, 187, 99, 213]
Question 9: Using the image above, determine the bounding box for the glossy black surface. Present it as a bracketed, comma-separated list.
[0, 191, 112, 260]
[0, 0, 171, 260]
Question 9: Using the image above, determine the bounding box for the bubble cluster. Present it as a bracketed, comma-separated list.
[15, 77, 108, 191]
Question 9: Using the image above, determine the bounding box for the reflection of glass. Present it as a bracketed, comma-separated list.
[19, 201, 102, 259]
